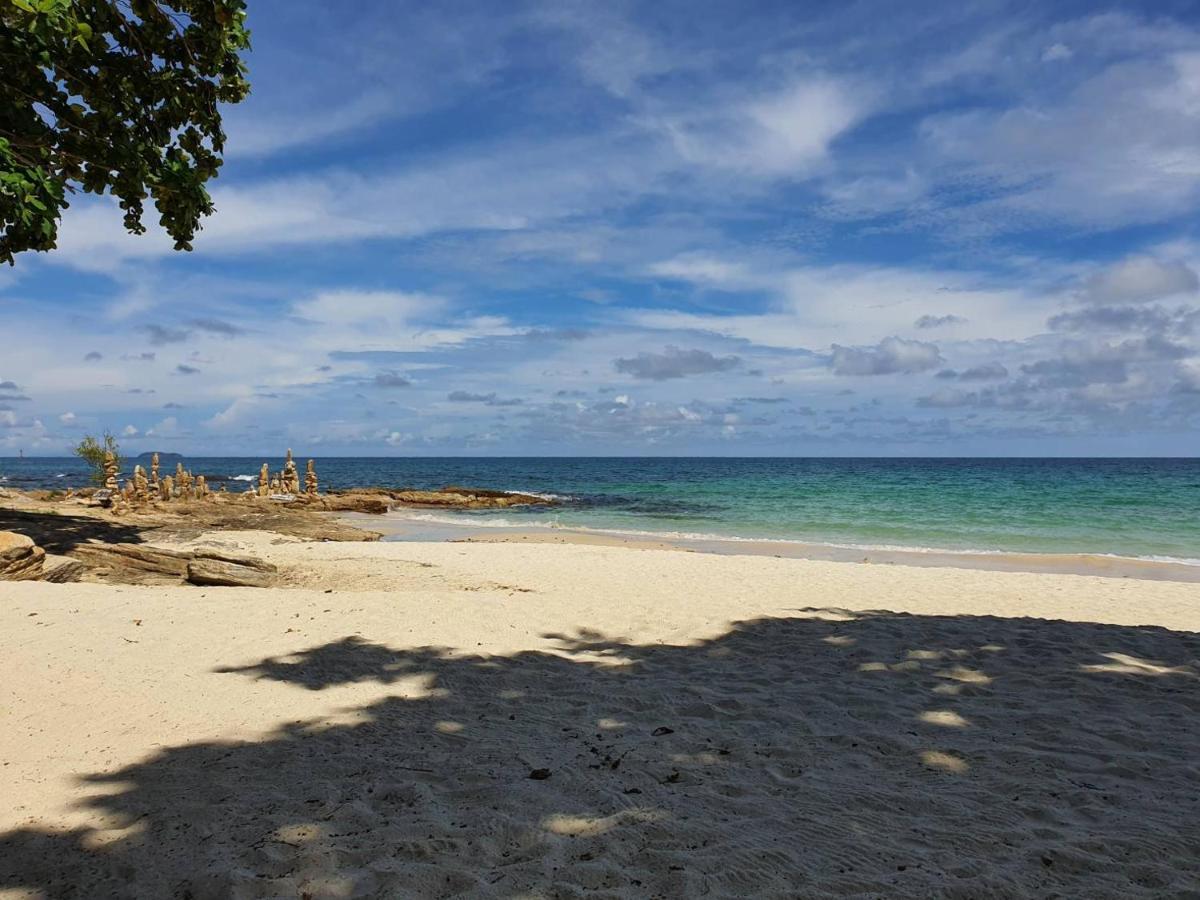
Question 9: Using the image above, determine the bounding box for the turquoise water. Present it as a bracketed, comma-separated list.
[3, 457, 1197, 562]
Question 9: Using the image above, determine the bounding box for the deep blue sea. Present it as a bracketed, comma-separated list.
[2, 457, 1197, 563]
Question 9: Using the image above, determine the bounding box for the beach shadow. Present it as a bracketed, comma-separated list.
[0, 508, 148, 553]
[2, 610, 1199, 897]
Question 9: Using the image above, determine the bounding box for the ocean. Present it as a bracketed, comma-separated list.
[2, 456, 1197, 564]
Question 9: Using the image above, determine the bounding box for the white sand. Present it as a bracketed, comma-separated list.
[1, 532, 1199, 898]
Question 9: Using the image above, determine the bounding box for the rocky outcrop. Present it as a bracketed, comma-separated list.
[319, 493, 392, 515]
[186, 551, 277, 588]
[71, 542, 192, 578]
[69, 541, 279, 587]
[42, 554, 86, 583]
[0, 531, 45, 580]
[321, 486, 556, 512]
[394, 487, 554, 509]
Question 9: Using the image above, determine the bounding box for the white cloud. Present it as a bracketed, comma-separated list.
[1080, 256, 1199, 305]
[656, 77, 867, 177]
[293, 290, 443, 329]
[918, 50, 1200, 229]
[830, 337, 943, 376]
[635, 255, 1050, 347]
[145, 416, 179, 437]
[1041, 43, 1073, 63]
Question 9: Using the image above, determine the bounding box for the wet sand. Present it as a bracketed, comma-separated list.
[342, 511, 1200, 583]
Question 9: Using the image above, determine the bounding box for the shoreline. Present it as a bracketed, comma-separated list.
[339, 511, 1200, 583]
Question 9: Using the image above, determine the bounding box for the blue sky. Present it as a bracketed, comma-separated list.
[3, 0, 1200, 455]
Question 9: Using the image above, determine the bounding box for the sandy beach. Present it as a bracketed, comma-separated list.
[1, 529, 1199, 898]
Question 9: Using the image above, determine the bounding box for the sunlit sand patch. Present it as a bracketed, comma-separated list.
[936, 665, 993, 685]
[670, 752, 725, 765]
[822, 635, 856, 646]
[543, 808, 666, 837]
[298, 708, 375, 732]
[274, 823, 323, 844]
[908, 649, 943, 660]
[800, 608, 860, 622]
[1081, 653, 1198, 677]
[909, 648, 969, 660]
[918, 710, 971, 728]
[920, 750, 969, 774]
[80, 824, 146, 850]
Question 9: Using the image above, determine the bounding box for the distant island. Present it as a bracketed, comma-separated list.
[136, 452, 183, 462]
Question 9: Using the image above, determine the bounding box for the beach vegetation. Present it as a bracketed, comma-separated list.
[74, 430, 119, 485]
[0, 0, 252, 265]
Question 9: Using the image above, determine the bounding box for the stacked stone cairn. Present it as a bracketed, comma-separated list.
[102, 451, 119, 493]
[100, 449, 318, 508]
[281, 449, 300, 494]
[132, 465, 149, 502]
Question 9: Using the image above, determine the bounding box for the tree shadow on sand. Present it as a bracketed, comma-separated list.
[0, 508, 149, 554]
[2, 609, 1199, 898]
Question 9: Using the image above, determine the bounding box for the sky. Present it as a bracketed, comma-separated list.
[3, 0, 1200, 456]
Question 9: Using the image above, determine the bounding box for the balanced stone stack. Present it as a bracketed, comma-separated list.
[0, 531, 45, 581]
[132, 465, 149, 502]
[103, 451, 119, 492]
[281, 449, 300, 494]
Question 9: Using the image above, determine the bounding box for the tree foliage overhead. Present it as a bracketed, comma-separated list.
[0, 0, 251, 265]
